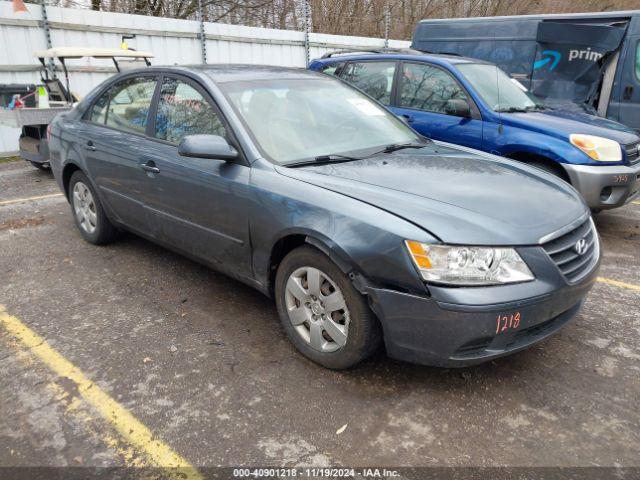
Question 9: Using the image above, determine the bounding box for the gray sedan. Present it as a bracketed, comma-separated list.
[48, 65, 600, 369]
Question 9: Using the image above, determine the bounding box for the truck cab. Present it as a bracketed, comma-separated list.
[309, 51, 640, 211]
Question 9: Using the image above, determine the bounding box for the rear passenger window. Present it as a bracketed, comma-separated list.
[320, 62, 345, 76]
[154, 77, 227, 145]
[340, 61, 396, 105]
[89, 90, 109, 124]
[399, 63, 469, 114]
[105, 77, 156, 134]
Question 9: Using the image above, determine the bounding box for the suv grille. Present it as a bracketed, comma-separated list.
[542, 219, 599, 283]
[625, 142, 640, 165]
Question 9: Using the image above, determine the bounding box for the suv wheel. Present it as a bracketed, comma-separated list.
[275, 245, 381, 369]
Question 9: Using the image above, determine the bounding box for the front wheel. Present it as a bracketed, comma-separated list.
[275, 246, 381, 369]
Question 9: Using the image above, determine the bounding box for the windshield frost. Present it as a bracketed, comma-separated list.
[457, 63, 543, 112]
[222, 78, 419, 164]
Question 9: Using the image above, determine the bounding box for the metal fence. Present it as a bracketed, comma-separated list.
[0, 0, 409, 156]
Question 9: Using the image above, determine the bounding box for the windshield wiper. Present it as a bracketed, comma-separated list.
[381, 142, 426, 153]
[285, 142, 426, 168]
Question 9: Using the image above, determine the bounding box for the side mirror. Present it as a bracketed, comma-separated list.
[444, 99, 471, 118]
[178, 134, 239, 161]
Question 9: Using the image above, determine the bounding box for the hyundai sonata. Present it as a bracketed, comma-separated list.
[48, 65, 600, 369]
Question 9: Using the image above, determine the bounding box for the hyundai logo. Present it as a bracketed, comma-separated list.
[574, 238, 589, 256]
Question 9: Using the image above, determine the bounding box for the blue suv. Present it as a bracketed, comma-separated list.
[309, 51, 640, 211]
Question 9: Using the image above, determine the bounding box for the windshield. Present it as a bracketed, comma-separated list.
[221, 77, 420, 164]
[457, 63, 544, 112]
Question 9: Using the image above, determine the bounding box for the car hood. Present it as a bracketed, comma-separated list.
[275, 143, 588, 245]
[502, 109, 639, 145]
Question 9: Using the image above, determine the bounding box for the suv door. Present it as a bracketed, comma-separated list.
[339, 61, 397, 106]
[612, 37, 640, 133]
[80, 74, 159, 234]
[139, 75, 252, 276]
[393, 62, 483, 149]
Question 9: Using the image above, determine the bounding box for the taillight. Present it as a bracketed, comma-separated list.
[46, 123, 52, 142]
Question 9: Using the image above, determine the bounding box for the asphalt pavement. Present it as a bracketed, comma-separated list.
[0, 159, 639, 478]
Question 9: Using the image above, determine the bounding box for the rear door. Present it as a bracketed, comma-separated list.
[612, 37, 640, 132]
[392, 62, 483, 150]
[80, 74, 159, 234]
[138, 74, 252, 276]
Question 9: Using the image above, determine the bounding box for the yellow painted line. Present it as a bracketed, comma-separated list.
[597, 277, 640, 292]
[0, 305, 202, 479]
[0, 192, 64, 206]
[632, 201, 640, 206]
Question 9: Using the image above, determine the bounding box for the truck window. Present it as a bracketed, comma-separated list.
[636, 42, 640, 82]
[398, 62, 469, 114]
[340, 62, 396, 105]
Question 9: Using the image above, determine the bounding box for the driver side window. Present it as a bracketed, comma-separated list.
[154, 77, 227, 145]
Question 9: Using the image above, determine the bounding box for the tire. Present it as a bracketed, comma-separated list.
[275, 245, 381, 369]
[30, 161, 50, 171]
[68, 170, 118, 245]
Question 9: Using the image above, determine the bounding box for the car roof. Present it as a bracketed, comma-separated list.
[185, 64, 324, 83]
[311, 51, 492, 67]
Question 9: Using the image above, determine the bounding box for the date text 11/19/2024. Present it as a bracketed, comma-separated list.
[232, 468, 401, 478]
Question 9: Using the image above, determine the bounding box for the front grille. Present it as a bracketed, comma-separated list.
[625, 141, 640, 165]
[542, 219, 599, 283]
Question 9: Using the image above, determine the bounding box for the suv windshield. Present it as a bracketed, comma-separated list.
[221, 77, 420, 164]
[457, 63, 544, 112]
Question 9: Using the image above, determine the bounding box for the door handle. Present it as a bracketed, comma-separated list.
[140, 158, 160, 174]
[85, 141, 96, 152]
[400, 114, 414, 123]
[623, 85, 634, 100]
[141, 164, 160, 174]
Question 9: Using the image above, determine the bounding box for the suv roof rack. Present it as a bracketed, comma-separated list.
[320, 48, 422, 58]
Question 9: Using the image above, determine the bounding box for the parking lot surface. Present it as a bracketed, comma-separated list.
[1, 160, 639, 474]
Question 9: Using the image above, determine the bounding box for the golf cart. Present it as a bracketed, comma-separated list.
[0, 47, 153, 170]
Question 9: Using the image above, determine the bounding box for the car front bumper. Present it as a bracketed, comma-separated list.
[367, 261, 598, 368]
[563, 163, 640, 210]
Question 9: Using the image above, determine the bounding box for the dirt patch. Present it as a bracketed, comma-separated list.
[0, 216, 48, 231]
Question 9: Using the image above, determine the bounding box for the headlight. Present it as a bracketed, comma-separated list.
[570, 134, 622, 162]
[405, 241, 534, 286]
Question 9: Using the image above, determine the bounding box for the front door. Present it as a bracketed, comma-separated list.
[392, 62, 484, 150]
[140, 75, 252, 276]
[79, 75, 159, 234]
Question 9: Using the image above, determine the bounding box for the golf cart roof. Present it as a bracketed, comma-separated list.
[34, 47, 154, 59]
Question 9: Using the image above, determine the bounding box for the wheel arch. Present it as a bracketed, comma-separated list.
[266, 230, 359, 297]
[61, 161, 83, 198]
[504, 151, 571, 183]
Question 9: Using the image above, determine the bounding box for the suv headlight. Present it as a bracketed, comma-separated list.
[405, 241, 534, 286]
[570, 134, 622, 162]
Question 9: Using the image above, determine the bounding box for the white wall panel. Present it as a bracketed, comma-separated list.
[0, 0, 410, 154]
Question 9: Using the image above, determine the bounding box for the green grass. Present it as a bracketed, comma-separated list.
[0, 156, 20, 164]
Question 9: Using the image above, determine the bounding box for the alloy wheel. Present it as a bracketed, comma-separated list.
[72, 181, 97, 234]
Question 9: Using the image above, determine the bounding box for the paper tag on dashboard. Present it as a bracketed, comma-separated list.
[347, 98, 385, 116]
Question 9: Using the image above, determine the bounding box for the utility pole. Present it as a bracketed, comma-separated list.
[384, 4, 390, 50]
[197, 0, 207, 64]
[40, 0, 55, 77]
[303, 0, 311, 66]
